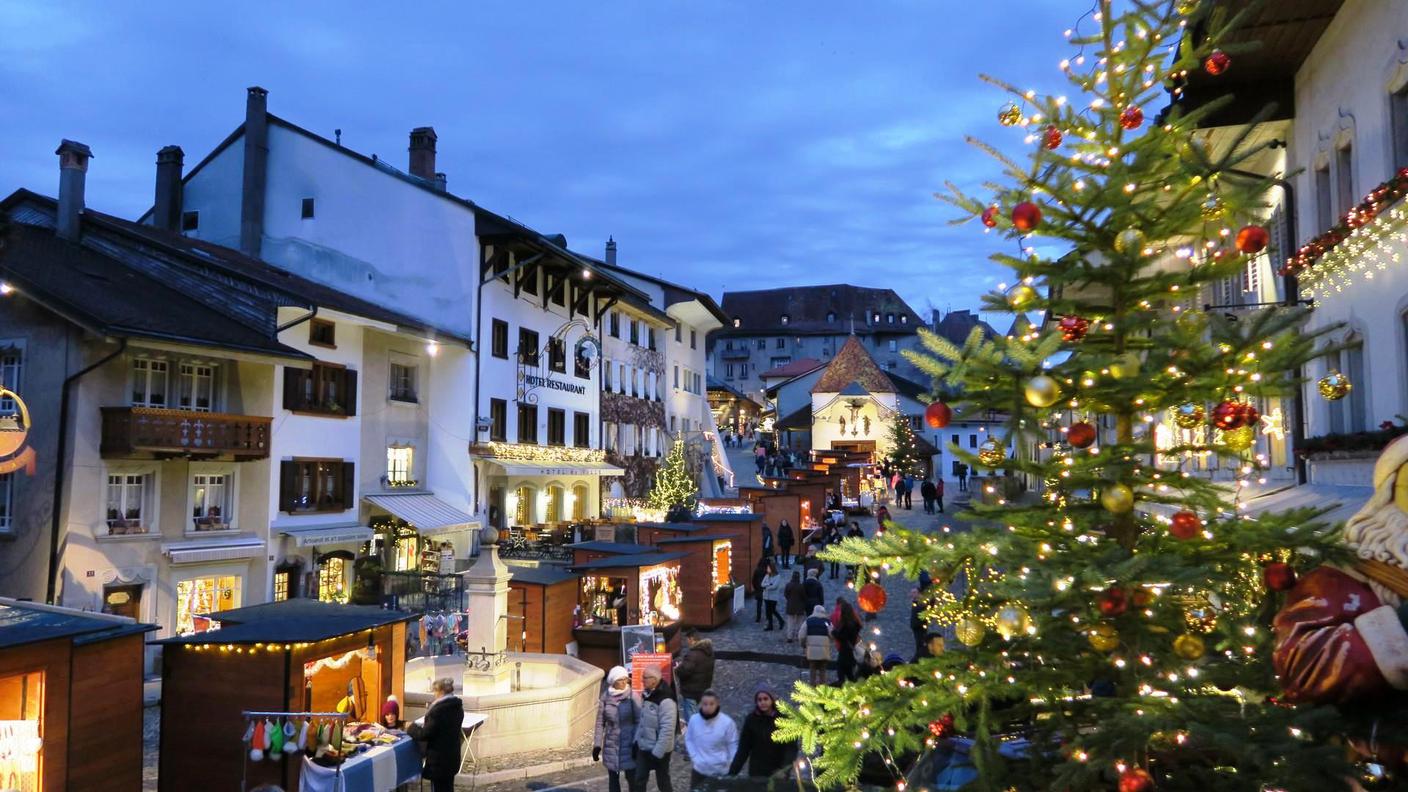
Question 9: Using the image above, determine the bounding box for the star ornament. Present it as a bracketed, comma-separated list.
[1260, 408, 1285, 439]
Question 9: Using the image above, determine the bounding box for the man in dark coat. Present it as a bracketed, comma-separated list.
[920, 478, 937, 514]
[408, 677, 464, 792]
[674, 629, 715, 725]
[803, 568, 825, 612]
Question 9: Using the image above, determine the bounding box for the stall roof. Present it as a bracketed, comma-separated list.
[691, 513, 763, 523]
[568, 540, 655, 554]
[569, 552, 688, 571]
[154, 599, 417, 645]
[0, 598, 157, 649]
[654, 534, 739, 545]
[631, 521, 710, 532]
[506, 565, 580, 586]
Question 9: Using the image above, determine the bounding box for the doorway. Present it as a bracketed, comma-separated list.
[103, 583, 142, 620]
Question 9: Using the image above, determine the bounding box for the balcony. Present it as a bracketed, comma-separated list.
[720, 347, 751, 361]
[101, 407, 273, 460]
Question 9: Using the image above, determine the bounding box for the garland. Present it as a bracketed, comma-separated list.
[1280, 166, 1408, 277]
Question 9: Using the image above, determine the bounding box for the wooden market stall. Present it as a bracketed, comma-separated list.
[651, 535, 741, 628]
[156, 599, 418, 792]
[569, 552, 687, 672]
[0, 598, 154, 792]
[569, 540, 656, 566]
[506, 564, 580, 654]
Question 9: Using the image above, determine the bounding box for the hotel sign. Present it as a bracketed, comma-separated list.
[523, 374, 587, 395]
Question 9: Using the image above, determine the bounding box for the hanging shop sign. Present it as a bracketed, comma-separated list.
[0, 387, 36, 476]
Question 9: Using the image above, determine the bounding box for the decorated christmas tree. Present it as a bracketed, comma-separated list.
[780, 2, 1380, 789]
[885, 416, 925, 476]
[648, 438, 698, 514]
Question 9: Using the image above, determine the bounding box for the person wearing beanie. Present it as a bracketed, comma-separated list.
[728, 682, 796, 778]
[684, 690, 738, 787]
[593, 666, 639, 792]
[380, 695, 402, 729]
[799, 605, 833, 686]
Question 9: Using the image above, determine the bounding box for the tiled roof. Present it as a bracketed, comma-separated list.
[718, 284, 924, 336]
[760, 358, 825, 379]
[811, 336, 897, 394]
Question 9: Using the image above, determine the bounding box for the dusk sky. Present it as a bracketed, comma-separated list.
[1, 1, 1080, 319]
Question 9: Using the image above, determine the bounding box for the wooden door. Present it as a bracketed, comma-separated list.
[102, 584, 141, 620]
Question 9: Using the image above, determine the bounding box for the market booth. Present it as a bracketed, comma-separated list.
[0, 598, 154, 792]
[156, 599, 418, 792]
[506, 564, 580, 654]
[569, 552, 686, 671]
[651, 535, 740, 628]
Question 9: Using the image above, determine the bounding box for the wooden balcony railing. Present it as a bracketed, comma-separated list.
[101, 407, 273, 460]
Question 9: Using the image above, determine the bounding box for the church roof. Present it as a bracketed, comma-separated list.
[811, 336, 897, 394]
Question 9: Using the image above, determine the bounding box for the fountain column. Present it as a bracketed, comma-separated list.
[462, 525, 513, 694]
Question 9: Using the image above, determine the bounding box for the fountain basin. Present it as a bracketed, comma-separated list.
[404, 652, 603, 758]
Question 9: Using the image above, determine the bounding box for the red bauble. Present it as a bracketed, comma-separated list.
[1130, 588, 1152, 608]
[1011, 202, 1042, 232]
[1118, 767, 1156, 792]
[1263, 562, 1297, 592]
[1042, 125, 1063, 150]
[1236, 225, 1269, 254]
[925, 401, 953, 429]
[1119, 105, 1144, 130]
[1067, 421, 1097, 449]
[980, 205, 999, 228]
[1211, 400, 1246, 431]
[927, 713, 956, 738]
[858, 582, 887, 614]
[1098, 586, 1129, 617]
[1204, 49, 1231, 76]
[1170, 510, 1202, 540]
[1239, 402, 1261, 427]
[1059, 314, 1090, 342]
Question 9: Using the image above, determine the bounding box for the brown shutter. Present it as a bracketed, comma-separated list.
[279, 460, 298, 512]
[343, 369, 358, 416]
[340, 461, 356, 510]
[283, 367, 304, 411]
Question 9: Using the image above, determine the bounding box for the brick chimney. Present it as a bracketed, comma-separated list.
[240, 86, 269, 258]
[605, 236, 617, 266]
[55, 140, 93, 242]
[409, 127, 437, 180]
[153, 145, 185, 232]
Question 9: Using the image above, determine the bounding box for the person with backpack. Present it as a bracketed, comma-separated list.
[593, 666, 639, 792]
[783, 572, 806, 642]
[634, 664, 677, 792]
[776, 520, 795, 568]
[728, 683, 796, 779]
[799, 605, 833, 686]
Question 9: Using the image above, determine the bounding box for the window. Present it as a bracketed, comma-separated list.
[318, 555, 351, 603]
[770, 356, 791, 369]
[279, 459, 353, 512]
[132, 358, 169, 407]
[190, 473, 231, 531]
[386, 445, 414, 486]
[670, 416, 677, 432]
[690, 330, 696, 349]
[105, 473, 152, 534]
[732, 316, 741, 328]
[775, 337, 785, 349]
[389, 362, 417, 402]
[1393, 83, 1408, 171]
[674, 366, 680, 388]
[491, 319, 509, 359]
[603, 421, 618, 452]
[740, 363, 748, 377]
[725, 364, 734, 380]
[1336, 143, 1355, 216]
[547, 408, 566, 446]
[522, 267, 539, 296]
[548, 337, 566, 373]
[518, 329, 540, 366]
[572, 483, 588, 521]
[0, 473, 12, 533]
[888, 339, 898, 352]
[309, 318, 336, 348]
[284, 363, 357, 416]
[177, 362, 215, 411]
[826, 312, 836, 322]
[574, 411, 590, 448]
[872, 312, 880, 324]
[951, 434, 960, 447]
[550, 277, 566, 306]
[489, 399, 507, 441]
[301, 197, 316, 219]
[725, 340, 733, 351]
[181, 210, 199, 231]
[780, 314, 789, 325]
[1328, 338, 1368, 434]
[756, 338, 766, 351]
[629, 320, 639, 346]
[610, 311, 621, 338]
[675, 325, 682, 343]
[901, 315, 908, 324]
[647, 328, 656, 351]
[1315, 164, 1333, 232]
[969, 435, 978, 448]
[0, 347, 21, 414]
[518, 403, 538, 443]
[175, 574, 241, 635]
[603, 359, 614, 391]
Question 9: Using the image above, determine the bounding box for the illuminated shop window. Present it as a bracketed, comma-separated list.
[175, 574, 241, 635]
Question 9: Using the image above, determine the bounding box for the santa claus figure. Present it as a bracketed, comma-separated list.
[1272, 433, 1408, 705]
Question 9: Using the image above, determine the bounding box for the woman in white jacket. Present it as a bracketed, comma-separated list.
[684, 690, 738, 789]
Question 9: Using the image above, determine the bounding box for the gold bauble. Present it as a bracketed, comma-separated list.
[1024, 374, 1062, 408]
[998, 103, 1022, 127]
[1176, 0, 1198, 15]
[1113, 228, 1146, 255]
[1200, 195, 1225, 221]
[1172, 403, 1205, 429]
[977, 438, 1007, 467]
[1007, 284, 1039, 311]
[955, 617, 986, 646]
[1087, 623, 1120, 653]
[1100, 483, 1135, 514]
[1109, 352, 1141, 380]
[1172, 633, 1206, 660]
[1317, 370, 1352, 401]
[1222, 425, 1255, 452]
[993, 605, 1032, 640]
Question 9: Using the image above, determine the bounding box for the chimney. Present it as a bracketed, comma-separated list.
[605, 236, 617, 266]
[240, 86, 269, 258]
[433, 172, 447, 191]
[153, 145, 185, 232]
[55, 140, 93, 242]
[409, 127, 437, 180]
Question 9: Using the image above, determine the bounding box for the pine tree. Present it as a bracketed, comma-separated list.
[648, 438, 698, 513]
[885, 416, 924, 476]
[781, 3, 1361, 789]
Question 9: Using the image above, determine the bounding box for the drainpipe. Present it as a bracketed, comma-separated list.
[47, 337, 127, 604]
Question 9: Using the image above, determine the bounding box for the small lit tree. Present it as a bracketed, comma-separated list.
[885, 415, 924, 476]
[648, 438, 698, 514]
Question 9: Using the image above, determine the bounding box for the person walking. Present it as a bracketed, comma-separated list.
[776, 520, 795, 569]
[761, 562, 784, 631]
[754, 443, 766, 474]
[782, 572, 806, 642]
[830, 598, 863, 684]
[920, 478, 937, 514]
[902, 472, 915, 510]
[799, 605, 833, 686]
[728, 683, 796, 779]
[684, 690, 738, 790]
[674, 628, 715, 733]
[634, 665, 677, 792]
[407, 677, 464, 792]
[751, 557, 770, 624]
[593, 666, 640, 792]
[803, 567, 825, 613]
[935, 476, 945, 514]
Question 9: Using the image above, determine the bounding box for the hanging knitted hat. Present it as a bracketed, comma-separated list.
[249, 720, 265, 762]
[282, 719, 298, 754]
[296, 719, 310, 754]
[269, 717, 285, 756]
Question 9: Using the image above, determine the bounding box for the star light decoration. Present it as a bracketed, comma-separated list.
[1259, 407, 1285, 440]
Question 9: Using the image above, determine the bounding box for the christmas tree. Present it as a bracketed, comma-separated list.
[781, 2, 1366, 789]
[648, 438, 698, 514]
[885, 416, 924, 476]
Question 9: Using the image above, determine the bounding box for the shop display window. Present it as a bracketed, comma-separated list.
[581, 575, 628, 626]
[638, 566, 681, 626]
[175, 574, 241, 635]
[712, 541, 732, 591]
[318, 554, 352, 603]
[0, 670, 43, 792]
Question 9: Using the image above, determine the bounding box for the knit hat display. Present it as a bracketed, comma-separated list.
[282, 719, 298, 754]
[249, 719, 265, 761]
[269, 717, 285, 756]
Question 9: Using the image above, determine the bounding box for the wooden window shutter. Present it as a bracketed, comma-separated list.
[343, 369, 358, 416]
[279, 460, 298, 512]
[340, 461, 356, 510]
[283, 368, 305, 411]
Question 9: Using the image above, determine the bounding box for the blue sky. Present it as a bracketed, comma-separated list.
[0, 1, 1078, 320]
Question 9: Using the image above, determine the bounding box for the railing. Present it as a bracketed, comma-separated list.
[381, 571, 467, 613]
[101, 407, 273, 460]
